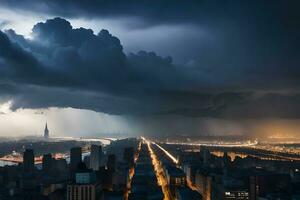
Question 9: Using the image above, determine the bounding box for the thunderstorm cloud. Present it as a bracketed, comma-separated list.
[0, 1, 299, 138]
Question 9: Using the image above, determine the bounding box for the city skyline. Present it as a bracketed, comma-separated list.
[1, 2, 300, 199]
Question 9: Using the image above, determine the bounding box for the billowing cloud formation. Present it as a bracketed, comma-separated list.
[0, 17, 300, 119]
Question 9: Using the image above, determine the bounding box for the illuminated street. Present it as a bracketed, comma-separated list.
[143, 138, 172, 200]
[165, 140, 258, 148]
[0, 1, 299, 199]
[124, 141, 141, 200]
[152, 142, 179, 164]
[151, 141, 202, 193]
[158, 140, 300, 162]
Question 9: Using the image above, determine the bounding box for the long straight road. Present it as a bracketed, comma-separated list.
[143, 138, 173, 200]
[145, 139, 200, 193]
[124, 141, 142, 200]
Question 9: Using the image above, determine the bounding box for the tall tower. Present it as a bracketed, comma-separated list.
[90, 145, 102, 170]
[23, 149, 34, 172]
[123, 147, 134, 167]
[44, 122, 49, 139]
[107, 154, 116, 172]
[70, 147, 82, 171]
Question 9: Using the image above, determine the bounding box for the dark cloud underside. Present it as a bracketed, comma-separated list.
[0, 0, 299, 120]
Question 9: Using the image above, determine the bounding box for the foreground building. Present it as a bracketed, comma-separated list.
[67, 163, 100, 200]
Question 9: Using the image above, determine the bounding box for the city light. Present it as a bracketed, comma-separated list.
[164, 140, 258, 148]
[0, 1, 299, 199]
[145, 138, 172, 200]
[152, 142, 179, 164]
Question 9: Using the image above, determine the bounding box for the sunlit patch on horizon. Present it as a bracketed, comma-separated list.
[0, 101, 12, 114]
[0, 105, 136, 137]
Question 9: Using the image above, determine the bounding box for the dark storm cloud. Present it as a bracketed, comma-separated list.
[0, 31, 44, 81]
[1, 1, 298, 26]
[0, 17, 300, 119]
[0, 0, 218, 24]
[1, 0, 299, 69]
[0, 18, 207, 115]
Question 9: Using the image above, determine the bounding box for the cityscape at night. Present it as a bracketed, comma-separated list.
[0, 0, 300, 200]
[0, 126, 299, 199]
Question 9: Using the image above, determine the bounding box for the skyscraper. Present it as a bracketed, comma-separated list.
[23, 149, 34, 172]
[123, 147, 134, 167]
[70, 147, 82, 171]
[90, 145, 102, 170]
[44, 122, 49, 139]
[107, 154, 116, 172]
[42, 153, 53, 173]
[200, 146, 210, 166]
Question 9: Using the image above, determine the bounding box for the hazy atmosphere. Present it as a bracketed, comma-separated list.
[0, 1, 299, 138]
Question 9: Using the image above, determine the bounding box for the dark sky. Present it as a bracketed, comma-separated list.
[0, 0, 300, 137]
